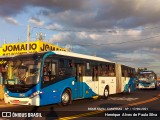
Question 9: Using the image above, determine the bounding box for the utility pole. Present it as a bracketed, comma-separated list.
[39, 32, 43, 41]
[27, 24, 30, 53]
[3, 39, 6, 44]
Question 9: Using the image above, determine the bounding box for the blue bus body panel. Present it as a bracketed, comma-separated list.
[124, 77, 136, 92]
[83, 84, 96, 98]
[40, 77, 76, 106]
[39, 77, 97, 106]
[4, 77, 97, 106]
[39, 51, 97, 105]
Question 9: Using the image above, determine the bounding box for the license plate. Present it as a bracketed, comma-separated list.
[13, 100, 20, 103]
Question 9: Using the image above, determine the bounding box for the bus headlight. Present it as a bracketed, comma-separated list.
[29, 91, 40, 98]
[5, 92, 9, 97]
[138, 83, 143, 88]
[151, 83, 155, 86]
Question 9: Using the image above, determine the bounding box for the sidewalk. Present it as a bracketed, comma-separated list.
[0, 100, 7, 108]
[0, 85, 4, 100]
[0, 99, 4, 104]
[0, 100, 15, 108]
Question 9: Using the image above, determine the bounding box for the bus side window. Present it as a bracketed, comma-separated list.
[42, 57, 57, 88]
[122, 66, 124, 77]
[51, 63, 56, 75]
[105, 64, 110, 76]
[124, 69, 128, 77]
[92, 66, 98, 81]
[85, 62, 92, 76]
[50, 63, 56, 81]
[75, 63, 84, 81]
[124, 68, 127, 77]
[58, 59, 75, 80]
[128, 68, 131, 77]
[43, 66, 50, 82]
[78, 66, 82, 77]
[108, 64, 115, 77]
[70, 61, 76, 76]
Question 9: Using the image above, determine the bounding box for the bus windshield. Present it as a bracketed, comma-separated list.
[138, 72, 155, 82]
[5, 56, 41, 93]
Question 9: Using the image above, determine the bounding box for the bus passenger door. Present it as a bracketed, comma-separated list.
[93, 66, 99, 95]
[40, 57, 58, 106]
[75, 64, 84, 98]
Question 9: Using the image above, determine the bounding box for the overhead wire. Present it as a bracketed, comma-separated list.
[31, 25, 160, 47]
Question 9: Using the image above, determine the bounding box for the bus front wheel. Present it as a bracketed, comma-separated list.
[61, 89, 71, 106]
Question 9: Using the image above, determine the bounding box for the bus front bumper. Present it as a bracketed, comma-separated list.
[138, 84, 155, 89]
[4, 94, 40, 106]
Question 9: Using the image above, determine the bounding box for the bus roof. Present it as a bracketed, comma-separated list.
[140, 71, 154, 74]
[53, 51, 114, 63]
[1, 51, 137, 68]
[5, 51, 114, 63]
[53, 51, 135, 68]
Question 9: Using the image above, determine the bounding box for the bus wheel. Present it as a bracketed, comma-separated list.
[127, 86, 131, 94]
[61, 90, 71, 106]
[153, 85, 157, 90]
[104, 86, 109, 99]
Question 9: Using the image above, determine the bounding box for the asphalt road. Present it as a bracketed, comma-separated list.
[0, 87, 160, 120]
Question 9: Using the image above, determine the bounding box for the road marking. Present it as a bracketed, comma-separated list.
[108, 97, 139, 101]
[58, 94, 160, 120]
[58, 111, 102, 120]
[127, 97, 159, 107]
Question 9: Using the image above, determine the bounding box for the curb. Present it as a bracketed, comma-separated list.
[0, 100, 17, 108]
[0, 104, 17, 109]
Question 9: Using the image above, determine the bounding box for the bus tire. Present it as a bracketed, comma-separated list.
[103, 86, 109, 99]
[153, 85, 157, 90]
[127, 86, 131, 94]
[61, 89, 71, 106]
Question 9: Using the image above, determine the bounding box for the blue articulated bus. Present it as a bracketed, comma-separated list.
[4, 51, 136, 106]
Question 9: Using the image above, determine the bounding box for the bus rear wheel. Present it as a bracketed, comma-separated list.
[103, 87, 109, 99]
[127, 86, 131, 94]
[61, 89, 71, 106]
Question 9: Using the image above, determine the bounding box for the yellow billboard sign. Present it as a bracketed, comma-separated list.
[3, 43, 37, 52]
[0, 40, 67, 56]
